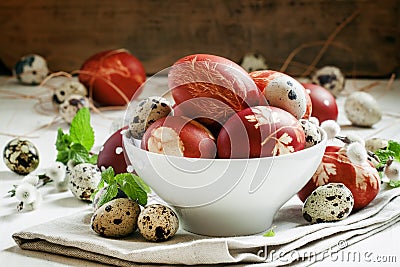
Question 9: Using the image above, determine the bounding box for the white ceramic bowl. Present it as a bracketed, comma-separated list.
[123, 129, 327, 236]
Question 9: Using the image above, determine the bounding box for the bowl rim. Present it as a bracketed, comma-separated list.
[123, 125, 327, 162]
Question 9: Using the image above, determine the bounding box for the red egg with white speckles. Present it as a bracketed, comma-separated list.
[297, 146, 380, 210]
[217, 106, 306, 159]
[97, 126, 131, 174]
[79, 49, 146, 106]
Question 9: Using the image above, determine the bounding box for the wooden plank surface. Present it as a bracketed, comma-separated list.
[0, 0, 398, 77]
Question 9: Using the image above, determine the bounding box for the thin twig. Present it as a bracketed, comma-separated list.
[301, 9, 360, 77]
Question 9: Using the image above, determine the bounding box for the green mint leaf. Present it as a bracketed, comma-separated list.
[117, 173, 148, 206]
[375, 150, 396, 166]
[91, 179, 105, 201]
[102, 167, 116, 185]
[69, 107, 95, 151]
[263, 226, 276, 237]
[97, 183, 119, 208]
[387, 140, 400, 162]
[88, 154, 98, 164]
[132, 174, 151, 193]
[55, 128, 72, 151]
[69, 143, 91, 164]
[56, 150, 70, 165]
[389, 180, 400, 188]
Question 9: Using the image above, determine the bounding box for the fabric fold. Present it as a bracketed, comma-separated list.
[12, 187, 400, 266]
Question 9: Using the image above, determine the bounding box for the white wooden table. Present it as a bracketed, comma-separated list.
[0, 77, 399, 266]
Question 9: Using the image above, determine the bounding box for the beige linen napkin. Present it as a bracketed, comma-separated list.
[13, 187, 400, 266]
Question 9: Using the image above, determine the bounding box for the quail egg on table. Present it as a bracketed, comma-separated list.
[249, 70, 307, 119]
[53, 80, 88, 105]
[302, 183, 354, 224]
[67, 163, 101, 201]
[3, 138, 39, 175]
[344, 91, 382, 127]
[138, 204, 179, 242]
[13, 54, 49, 85]
[59, 94, 90, 123]
[299, 119, 322, 148]
[128, 96, 173, 139]
[91, 198, 141, 237]
[311, 66, 345, 97]
[365, 137, 388, 153]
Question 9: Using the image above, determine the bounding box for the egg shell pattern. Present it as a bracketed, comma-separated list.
[138, 204, 179, 242]
[311, 66, 345, 97]
[344, 91, 382, 127]
[3, 138, 39, 175]
[129, 96, 173, 139]
[59, 94, 90, 123]
[13, 54, 49, 85]
[53, 80, 88, 105]
[299, 119, 322, 148]
[250, 70, 307, 119]
[302, 183, 354, 223]
[67, 163, 101, 201]
[365, 138, 388, 153]
[91, 198, 140, 237]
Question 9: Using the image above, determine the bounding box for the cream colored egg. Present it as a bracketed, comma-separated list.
[344, 92, 382, 127]
[91, 198, 140, 237]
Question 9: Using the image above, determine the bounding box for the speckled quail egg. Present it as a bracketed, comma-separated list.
[249, 70, 307, 119]
[67, 163, 101, 201]
[91, 198, 141, 237]
[311, 66, 345, 97]
[3, 138, 39, 175]
[240, 53, 268, 72]
[365, 137, 388, 152]
[13, 54, 49, 85]
[53, 80, 88, 106]
[129, 96, 173, 139]
[302, 183, 354, 224]
[344, 91, 382, 127]
[59, 94, 90, 123]
[138, 204, 179, 242]
[299, 119, 322, 148]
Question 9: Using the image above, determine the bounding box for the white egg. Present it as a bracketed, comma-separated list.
[53, 80, 88, 105]
[344, 91, 382, 127]
[365, 137, 388, 152]
[240, 53, 268, 72]
[262, 72, 307, 119]
[67, 163, 101, 201]
[59, 94, 90, 123]
[13, 54, 49, 85]
[299, 119, 322, 148]
[311, 66, 345, 97]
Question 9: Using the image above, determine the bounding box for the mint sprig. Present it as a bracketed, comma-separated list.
[55, 107, 97, 165]
[374, 140, 400, 188]
[94, 167, 151, 208]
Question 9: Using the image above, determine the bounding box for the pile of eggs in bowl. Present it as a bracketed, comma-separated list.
[122, 54, 328, 236]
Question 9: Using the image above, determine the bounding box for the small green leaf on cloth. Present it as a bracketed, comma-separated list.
[263, 226, 276, 237]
